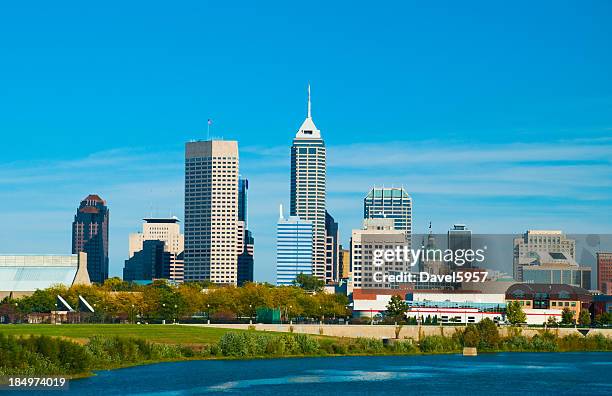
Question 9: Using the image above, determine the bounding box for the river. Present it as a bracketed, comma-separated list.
[35, 352, 612, 395]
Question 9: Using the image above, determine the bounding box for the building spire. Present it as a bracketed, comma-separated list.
[307, 83, 311, 118]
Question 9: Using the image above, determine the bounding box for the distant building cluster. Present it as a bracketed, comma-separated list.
[0, 84, 610, 323]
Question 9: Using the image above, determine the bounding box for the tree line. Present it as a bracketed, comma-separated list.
[0, 276, 349, 323]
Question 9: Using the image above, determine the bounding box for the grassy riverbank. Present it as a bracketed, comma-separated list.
[0, 324, 246, 345]
[1, 321, 611, 378]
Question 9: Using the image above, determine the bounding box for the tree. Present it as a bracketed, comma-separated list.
[561, 307, 575, 325]
[385, 295, 408, 322]
[476, 318, 500, 349]
[578, 309, 591, 327]
[292, 273, 324, 292]
[595, 312, 611, 326]
[506, 301, 527, 325]
[462, 324, 480, 347]
[546, 316, 559, 327]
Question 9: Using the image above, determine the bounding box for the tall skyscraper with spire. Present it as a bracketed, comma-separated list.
[290, 84, 327, 280]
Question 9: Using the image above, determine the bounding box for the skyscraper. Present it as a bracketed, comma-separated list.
[325, 211, 339, 283]
[237, 177, 254, 285]
[290, 84, 326, 280]
[238, 177, 249, 228]
[363, 187, 412, 244]
[184, 140, 239, 284]
[127, 217, 184, 282]
[448, 224, 472, 269]
[72, 194, 109, 283]
[276, 205, 313, 286]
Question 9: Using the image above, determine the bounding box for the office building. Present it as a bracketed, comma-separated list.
[184, 140, 239, 284]
[339, 246, 350, 279]
[506, 283, 592, 321]
[123, 240, 183, 282]
[350, 218, 407, 289]
[128, 217, 184, 257]
[72, 194, 109, 283]
[521, 251, 591, 289]
[238, 177, 249, 228]
[363, 187, 412, 244]
[238, 229, 254, 285]
[276, 205, 313, 286]
[448, 224, 472, 269]
[236, 177, 254, 285]
[325, 211, 339, 283]
[0, 253, 90, 299]
[597, 252, 612, 294]
[127, 217, 184, 282]
[513, 230, 576, 281]
[290, 85, 326, 280]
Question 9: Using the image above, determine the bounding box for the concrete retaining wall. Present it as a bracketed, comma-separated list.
[185, 323, 612, 340]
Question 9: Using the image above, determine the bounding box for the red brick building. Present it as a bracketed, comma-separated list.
[597, 252, 612, 294]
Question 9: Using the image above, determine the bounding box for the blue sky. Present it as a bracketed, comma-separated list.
[0, 1, 611, 282]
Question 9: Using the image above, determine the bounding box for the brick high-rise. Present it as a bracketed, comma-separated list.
[72, 194, 109, 283]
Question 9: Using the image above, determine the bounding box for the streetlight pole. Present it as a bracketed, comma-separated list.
[207, 304, 210, 325]
[249, 304, 252, 325]
[174, 304, 178, 324]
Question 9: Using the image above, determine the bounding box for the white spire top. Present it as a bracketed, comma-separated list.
[279, 204, 284, 220]
[307, 83, 311, 118]
[295, 83, 321, 139]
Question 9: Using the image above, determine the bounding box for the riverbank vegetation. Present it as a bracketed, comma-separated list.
[2, 319, 611, 377]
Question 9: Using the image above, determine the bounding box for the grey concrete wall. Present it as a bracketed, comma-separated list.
[185, 323, 612, 340]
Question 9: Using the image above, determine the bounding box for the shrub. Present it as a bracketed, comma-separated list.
[419, 335, 460, 353]
[390, 340, 417, 353]
[502, 335, 531, 351]
[354, 338, 384, 353]
[294, 333, 319, 354]
[530, 332, 558, 352]
[332, 342, 348, 354]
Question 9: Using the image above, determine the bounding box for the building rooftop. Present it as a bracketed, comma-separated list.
[0, 254, 88, 293]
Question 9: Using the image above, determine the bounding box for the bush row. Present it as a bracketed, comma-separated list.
[1, 327, 611, 376]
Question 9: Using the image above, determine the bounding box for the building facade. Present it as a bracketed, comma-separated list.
[123, 240, 179, 282]
[516, 250, 591, 289]
[290, 85, 326, 280]
[597, 252, 612, 294]
[128, 217, 184, 282]
[324, 211, 339, 284]
[128, 217, 184, 257]
[363, 187, 412, 244]
[276, 205, 313, 286]
[0, 253, 90, 299]
[350, 218, 407, 289]
[339, 247, 350, 279]
[513, 230, 576, 281]
[505, 283, 592, 322]
[184, 140, 239, 284]
[72, 194, 109, 283]
[448, 224, 472, 269]
[236, 177, 254, 285]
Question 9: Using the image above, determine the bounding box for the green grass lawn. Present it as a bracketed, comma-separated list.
[0, 324, 254, 345]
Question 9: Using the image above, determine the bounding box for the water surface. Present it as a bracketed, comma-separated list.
[52, 353, 612, 395]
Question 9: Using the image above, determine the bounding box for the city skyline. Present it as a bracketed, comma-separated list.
[1, 2, 612, 283]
